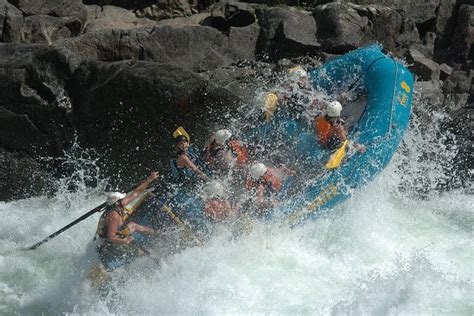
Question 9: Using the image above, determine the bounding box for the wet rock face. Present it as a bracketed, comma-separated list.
[0, 0, 472, 200]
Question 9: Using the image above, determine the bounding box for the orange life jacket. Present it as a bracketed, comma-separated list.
[227, 139, 248, 166]
[246, 167, 283, 194]
[203, 199, 233, 221]
[314, 115, 335, 146]
[205, 139, 248, 167]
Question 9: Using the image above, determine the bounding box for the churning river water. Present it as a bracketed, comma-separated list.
[0, 102, 472, 315]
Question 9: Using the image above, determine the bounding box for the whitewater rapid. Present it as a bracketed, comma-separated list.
[1, 163, 472, 314]
[1, 90, 473, 314]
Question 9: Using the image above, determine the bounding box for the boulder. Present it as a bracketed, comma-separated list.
[313, 3, 373, 53]
[0, 149, 53, 201]
[406, 48, 440, 81]
[134, 0, 195, 21]
[435, 0, 457, 35]
[257, 6, 319, 60]
[228, 23, 260, 61]
[14, 0, 87, 22]
[412, 31, 436, 59]
[55, 25, 255, 72]
[21, 15, 82, 44]
[442, 70, 472, 95]
[348, 0, 439, 24]
[439, 63, 453, 81]
[0, 0, 23, 43]
[83, 0, 157, 11]
[158, 12, 210, 26]
[203, 1, 256, 32]
[0, 44, 75, 158]
[83, 5, 157, 33]
[448, 4, 473, 65]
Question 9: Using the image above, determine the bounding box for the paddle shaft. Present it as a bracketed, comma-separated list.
[159, 203, 203, 246]
[27, 202, 108, 250]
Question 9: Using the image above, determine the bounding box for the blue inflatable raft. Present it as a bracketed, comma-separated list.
[270, 44, 414, 224]
[137, 44, 414, 235]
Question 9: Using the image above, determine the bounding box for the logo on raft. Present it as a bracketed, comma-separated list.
[397, 81, 411, 108]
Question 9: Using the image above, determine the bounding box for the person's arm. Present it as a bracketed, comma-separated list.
[349, 142, 366, 153]
[121, 171, 159, 206]
[106, 212, 132, 244]
[255, 184, 265, 206]
[126, 221, 156, 235]
[178, 155, 209, 180]
[334, 125, 348, 142]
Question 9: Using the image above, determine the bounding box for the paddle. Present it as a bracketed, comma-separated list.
[325, 140, 348, 169]
[28, 202, 109, 251]
[0, 202, 109, 256]
[2, 176, 160, 256]
[156, 200, 203, 246]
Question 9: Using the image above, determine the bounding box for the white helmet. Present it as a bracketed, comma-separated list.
[204, 181, 226, 198]
[249, 162, 267, 180]
[288, 66, 308, 81]
[215, 129, 232, 145]
[326, 100, 342, 117]
[106, 192, 126, 205]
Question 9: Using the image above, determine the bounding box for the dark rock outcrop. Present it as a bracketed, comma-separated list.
[0, 0, 23, 42]
[256, 6, 319, 60]
[0, 1, 472, 200]
[55, 25, 255, 72]
[83, 5, 157, 32]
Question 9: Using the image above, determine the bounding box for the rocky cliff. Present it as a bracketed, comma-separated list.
[0, 0, 472, 200]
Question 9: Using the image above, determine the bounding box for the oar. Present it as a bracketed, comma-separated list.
[2, 178, 160, 255]
[157, 201, 203, 246]
[325, 140, 348, 169]
[1, 202, 110, 256]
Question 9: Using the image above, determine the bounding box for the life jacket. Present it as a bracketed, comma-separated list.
[170, 145, 205, 183]
[227, 139, 248, 166]
[203, 199, 232, 221]
[96, 207, 131, 240]
[246, 167, 283, 197]
[204, 138, 248, 169]
[314, 115, 344, 149]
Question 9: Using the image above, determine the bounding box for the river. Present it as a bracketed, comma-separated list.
[0, 101, 472, 315]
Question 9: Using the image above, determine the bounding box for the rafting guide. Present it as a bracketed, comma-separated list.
[94, 171, 160, 272]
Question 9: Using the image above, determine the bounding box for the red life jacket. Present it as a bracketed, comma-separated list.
[246, 167, 283, 195]
[203, 199, 233, 221]
[205, 138, 248, 167]
[227, 139, 248, 166]
[314, 115, 345, 149]
[314, 115, 335, 146]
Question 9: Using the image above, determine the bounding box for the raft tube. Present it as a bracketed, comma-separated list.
[275, 44, 414, 224]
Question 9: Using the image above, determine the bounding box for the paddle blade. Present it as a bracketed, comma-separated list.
[326, 140, 348, 169]
[173, 127, 190, 143]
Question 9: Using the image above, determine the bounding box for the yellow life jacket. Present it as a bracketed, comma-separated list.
[95, 191, 152, 239]
[96, 208, 130, 239]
